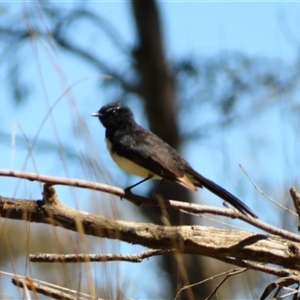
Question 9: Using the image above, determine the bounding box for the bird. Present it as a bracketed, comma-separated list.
[91, 102, 257, 218]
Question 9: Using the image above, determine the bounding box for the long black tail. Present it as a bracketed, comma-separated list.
[194, 173, 257, 218]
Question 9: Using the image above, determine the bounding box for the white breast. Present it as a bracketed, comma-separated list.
[105, 138, 161, 179]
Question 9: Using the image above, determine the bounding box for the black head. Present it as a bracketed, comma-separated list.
[91, 102, 135, 131]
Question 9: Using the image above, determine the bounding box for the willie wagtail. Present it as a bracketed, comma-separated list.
[92, 102, 257, 218]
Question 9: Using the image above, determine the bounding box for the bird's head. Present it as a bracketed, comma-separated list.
[92, 102, 134, 131]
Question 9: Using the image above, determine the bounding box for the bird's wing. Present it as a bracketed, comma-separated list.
[112, 127, 197, 191]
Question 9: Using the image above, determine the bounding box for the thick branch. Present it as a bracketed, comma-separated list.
[1, 169, 300, 243]
[1, 185, 300, 272]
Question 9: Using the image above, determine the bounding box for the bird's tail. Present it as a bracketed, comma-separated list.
[190, 172, 257, 218]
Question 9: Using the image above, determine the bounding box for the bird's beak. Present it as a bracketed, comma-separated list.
[91, 112, 100, 117]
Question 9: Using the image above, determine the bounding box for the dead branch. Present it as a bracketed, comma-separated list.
[0, 169, 300, 243]
[29, 249, 174, 263]
[0, 184, 300, 274]
[12, 276, 103, 300]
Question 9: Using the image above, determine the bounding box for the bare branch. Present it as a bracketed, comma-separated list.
[205, 269, 248, 300]
[12, 276, 103, 300]
[240, 164, 296, 216]
[175, 268, 247, 300]
[29, 249, 174, 263]
[0, 184, 300, 272]
[1, 169, 300, 243]
[260, 276, 300, 300]
[215, 256, 297, 278]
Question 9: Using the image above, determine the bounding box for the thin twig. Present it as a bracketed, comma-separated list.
[277, 287, 299, 299]
[205, 268, 248, 300]
[240, 164, 296, 215]
[29, 249, 174, 263]
[10, 275, 103, 300]
[216, 256, 297, 277]
[174, 268, 247, 300]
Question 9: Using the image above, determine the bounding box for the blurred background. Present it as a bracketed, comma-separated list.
[1, 1, 300, 299]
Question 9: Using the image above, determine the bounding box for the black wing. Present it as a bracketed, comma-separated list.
[111, 126, 189, 180]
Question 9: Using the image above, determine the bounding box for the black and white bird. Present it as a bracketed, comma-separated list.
[92, 102, 257, 218]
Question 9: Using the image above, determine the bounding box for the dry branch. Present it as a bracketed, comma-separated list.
[12, 276, 102, 300]
[1, 169, 300, 243]
[1, 184, 300, 274]
[29, 249, 173, 263]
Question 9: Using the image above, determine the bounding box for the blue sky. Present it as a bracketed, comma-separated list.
[162, 2, 299, 59]
[1, 1, 300, 298]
